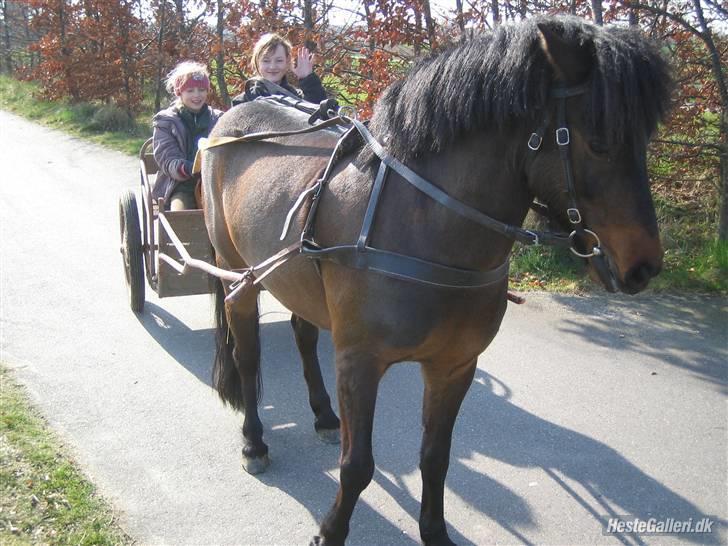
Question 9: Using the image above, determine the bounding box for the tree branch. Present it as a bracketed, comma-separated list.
[703, 0, 728, 19]
[624, 2, 703, 36]
[653, 138, 723, 152]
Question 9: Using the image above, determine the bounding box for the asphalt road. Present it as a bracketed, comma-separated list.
[1, 110, 726, 546]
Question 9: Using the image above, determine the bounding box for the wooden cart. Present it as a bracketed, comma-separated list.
[118, 138, 215, 312]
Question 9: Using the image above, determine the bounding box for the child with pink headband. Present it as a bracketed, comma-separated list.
[152, 61, 224, 210]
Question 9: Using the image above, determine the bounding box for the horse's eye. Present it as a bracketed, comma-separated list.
[589, 139, 610, 157]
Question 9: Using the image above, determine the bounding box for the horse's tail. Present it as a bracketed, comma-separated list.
[212, 278, 245, 410]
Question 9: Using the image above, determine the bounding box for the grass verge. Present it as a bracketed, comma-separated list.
[0, 75, 149, 156]
[1, 74, 725, 294]
[0, 365, 132, 545]
[509, 231, 727, 294]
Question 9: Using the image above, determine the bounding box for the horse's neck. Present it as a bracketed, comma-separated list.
[375, 127, 533, 272]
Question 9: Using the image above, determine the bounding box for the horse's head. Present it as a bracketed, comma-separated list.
[526, 19, 672, 294]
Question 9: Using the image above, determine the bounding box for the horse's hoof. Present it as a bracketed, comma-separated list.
[316, 427, 340, 444]
[424, 535, 456, 546]
[242, 453, 270, 475]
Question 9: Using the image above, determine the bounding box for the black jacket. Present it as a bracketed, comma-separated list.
[231, 74, 328, 106]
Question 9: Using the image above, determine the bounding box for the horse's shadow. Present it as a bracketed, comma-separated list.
[136, 301, 422, 542]
[140, 299, 725, 545]
[256, 319, 724, 545]
[261, 323, 722, 544]
[550, 293, 727, 393]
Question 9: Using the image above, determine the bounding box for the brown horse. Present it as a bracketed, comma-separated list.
[201, 16, 672, 546]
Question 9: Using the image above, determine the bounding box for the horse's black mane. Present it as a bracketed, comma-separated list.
[369, 16, 673, 160]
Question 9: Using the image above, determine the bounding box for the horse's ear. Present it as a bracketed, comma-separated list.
[537, 21, 593, 85]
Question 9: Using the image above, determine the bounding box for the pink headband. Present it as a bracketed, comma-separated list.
[175, 74, 210, 95]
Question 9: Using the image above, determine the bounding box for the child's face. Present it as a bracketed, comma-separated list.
[257, 44, 290, 84]
[179, 85, 208, 112]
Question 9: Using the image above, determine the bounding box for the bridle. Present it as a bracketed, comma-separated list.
[525, 83, 618, 292]
[212, 88, 621, 303]
[296, 82, 619, 291]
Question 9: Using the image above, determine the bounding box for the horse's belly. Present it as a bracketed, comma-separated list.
[257, 256, 333, 330]
[215, 143, 336, 329]
[319, 261, 509, 362]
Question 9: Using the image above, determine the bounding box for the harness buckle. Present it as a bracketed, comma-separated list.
[338, 106, 357, 122]
[556, 127, 570, 146]
[527, 133, 542, 151]
[525, 230, 540, 246]
[567, 208, 582, 224]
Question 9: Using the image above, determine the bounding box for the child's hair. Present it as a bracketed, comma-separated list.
[164, 61, 210, 98]
[251, 33, 292, 75]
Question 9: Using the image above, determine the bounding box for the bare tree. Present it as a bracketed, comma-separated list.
[455, 0, 465, 33]
[153, 1, 168, 112]
[1, 0, 11, 73]
[591, 0, 603, 24]
[215, 0, 230, 106]
[422, 0, 437, 46]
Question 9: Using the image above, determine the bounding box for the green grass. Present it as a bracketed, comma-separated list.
[509, 244, 589, 293]
[646, 190, 727, 293]
[0, 366, 131, 545]
[0, 75, 150, 155]
[508, 202, 726, 294]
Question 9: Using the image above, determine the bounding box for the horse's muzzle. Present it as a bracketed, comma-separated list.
[620, 259, 662, 294]
[592, 251, 662, 295]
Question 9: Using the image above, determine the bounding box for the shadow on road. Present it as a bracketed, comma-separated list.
[138, 298, 724, 545]
[135, 301, 215, 385]
[258, 318, 725, 545]
[551, 293, 727, 393]
[452, 369, 724, 545]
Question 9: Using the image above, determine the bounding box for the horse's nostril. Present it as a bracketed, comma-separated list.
[624, 262, 661, 293]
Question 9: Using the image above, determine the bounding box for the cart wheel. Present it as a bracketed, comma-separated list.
[119, 189, 145, 312]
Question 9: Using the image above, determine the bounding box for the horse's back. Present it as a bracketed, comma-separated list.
[201, 101, 341, 327]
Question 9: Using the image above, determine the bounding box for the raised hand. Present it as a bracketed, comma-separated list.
[292, 47, 314, 79]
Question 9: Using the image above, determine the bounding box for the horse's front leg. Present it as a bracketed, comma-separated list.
[227, 291, 269, 474]
[312, 351, 384, 546]
[291, 314, 340, 443]
[419, 358, 477, 546]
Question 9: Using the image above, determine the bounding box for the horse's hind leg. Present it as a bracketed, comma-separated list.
[419, 358, 477, 546]
[313, 351, 384, 546]
[290, 314, 340, 443]
[213, 278, 269, 474]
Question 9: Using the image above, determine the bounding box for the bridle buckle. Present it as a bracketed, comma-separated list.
[556, 127, 570, 146]
[527, 133, 542, 151]
[567, 208, 582, 224]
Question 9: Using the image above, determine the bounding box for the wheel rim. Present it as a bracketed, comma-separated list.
[120, 207, 132, 288]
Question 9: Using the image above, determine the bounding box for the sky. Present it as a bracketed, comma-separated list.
[326, 0, 457, 27]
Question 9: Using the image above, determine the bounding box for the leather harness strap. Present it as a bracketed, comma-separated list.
[301, 241, 510, 288]
[193, 115, 346, 173]
[199, 83, 609, 293]
[296, 119, 513, 289]
[348, 118, 570, 249]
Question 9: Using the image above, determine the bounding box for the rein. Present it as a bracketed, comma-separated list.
[209, 87, 615, 302]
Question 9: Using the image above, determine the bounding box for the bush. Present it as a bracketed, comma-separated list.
[69, 102, 98, 121]
[87, 104, 135, 132]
